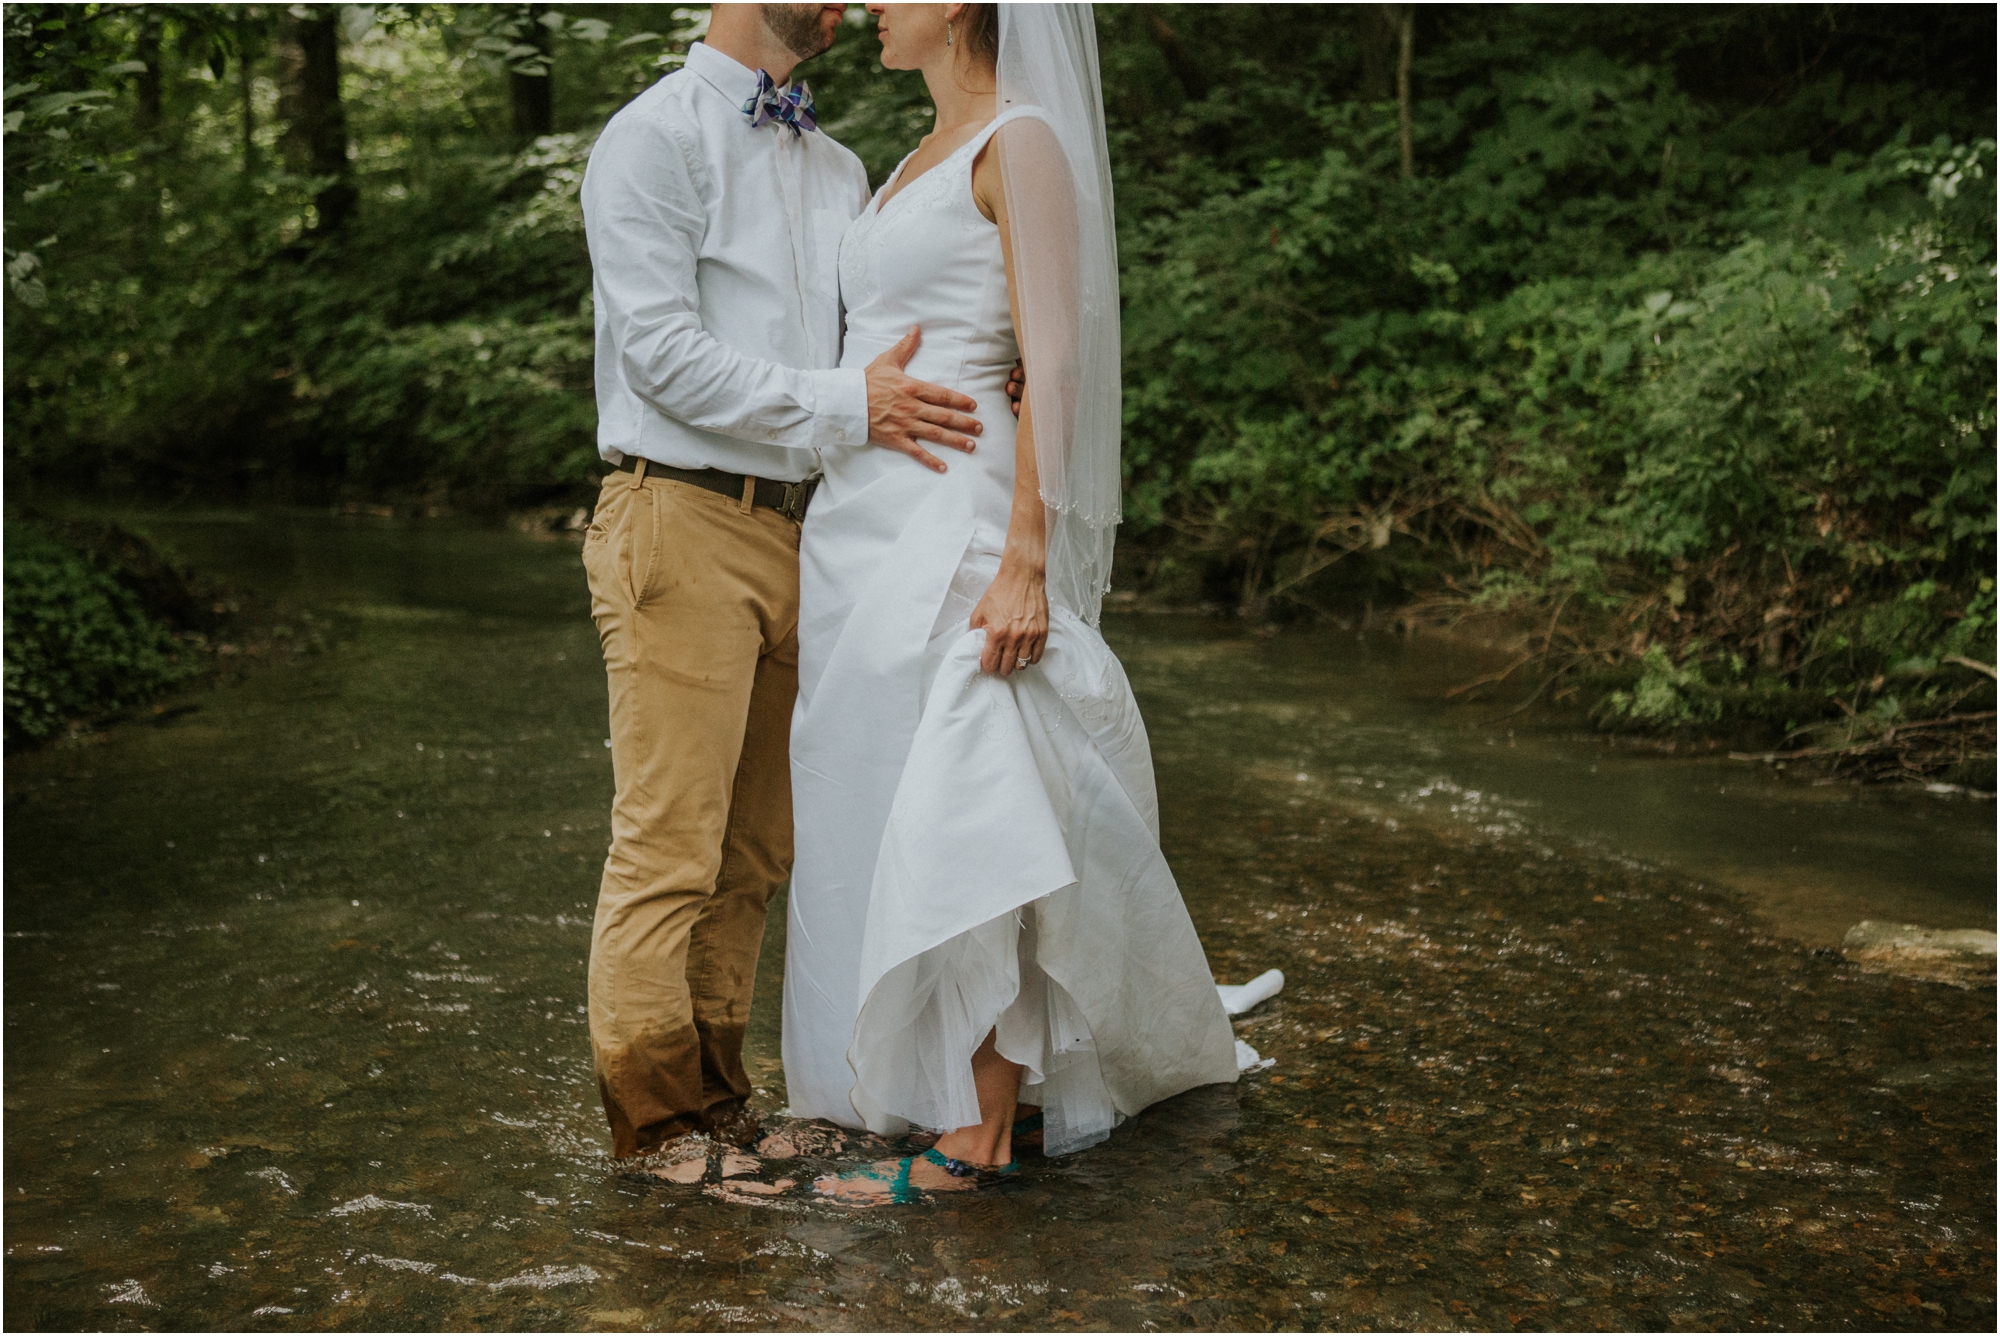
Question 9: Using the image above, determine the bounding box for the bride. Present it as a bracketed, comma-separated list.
[782, 0, 1245, 1197]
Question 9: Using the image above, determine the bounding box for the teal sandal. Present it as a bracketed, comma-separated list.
[930, 1147, 1020, 1184]
[820, 1148, 1018, 1205]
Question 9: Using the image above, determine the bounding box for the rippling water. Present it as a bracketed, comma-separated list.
[5, 511, 1992, 1330]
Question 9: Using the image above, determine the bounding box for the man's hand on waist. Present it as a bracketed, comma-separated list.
[865, 327, 982, 474]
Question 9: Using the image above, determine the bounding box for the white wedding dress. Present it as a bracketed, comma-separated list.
[781, 110, 1241, 1157]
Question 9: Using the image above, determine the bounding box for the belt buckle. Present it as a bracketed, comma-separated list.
[779, 480, 811, 523]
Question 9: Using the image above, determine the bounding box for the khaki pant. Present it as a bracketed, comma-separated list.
[581, 468, 800, 1158]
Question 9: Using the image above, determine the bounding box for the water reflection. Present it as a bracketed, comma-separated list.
[4, 511, 1991, 1331]
[1117, 616, 1995, 946]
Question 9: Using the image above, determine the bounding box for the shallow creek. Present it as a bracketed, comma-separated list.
[5, 511, 1993, 1331]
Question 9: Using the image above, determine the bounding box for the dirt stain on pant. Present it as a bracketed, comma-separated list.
[582, 473, 800, 1158]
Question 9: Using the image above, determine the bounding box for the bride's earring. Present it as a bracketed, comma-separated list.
[945, 19, 953, 48]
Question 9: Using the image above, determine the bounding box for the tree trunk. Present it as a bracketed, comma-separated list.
[510, 6, 553, 143]
[276, 9, 355, 235]
[510, 66, 552, 141]
[241, 58, 256, 177]
[1358, 5, 1398, 101]
[239, 22, 257, 179]
[1395, 4, 1414, 179]
[1143, 10, 1208, 103]
[1362, 6, 1415, 175]
[238, 21, 260, 247]
[133, 14, 162, 133]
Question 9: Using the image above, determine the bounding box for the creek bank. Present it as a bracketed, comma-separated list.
[1, 514, 321, 750]
[4, 497, 588, 754]
[1108, 572, 1999, 794]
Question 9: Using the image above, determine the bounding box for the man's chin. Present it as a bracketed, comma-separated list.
[765, 3, 841, 63]
[785, 32, 837, 62]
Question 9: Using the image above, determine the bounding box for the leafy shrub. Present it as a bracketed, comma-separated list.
[3, 523, 198, 745]
[298, 311, 597, 491]
[1120, 111, 1995, 725]
[1594, 644, 1722, 729]
[4, 4, 1992, 749]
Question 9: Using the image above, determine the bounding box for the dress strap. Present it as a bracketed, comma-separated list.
[964, 105, 1052, 163]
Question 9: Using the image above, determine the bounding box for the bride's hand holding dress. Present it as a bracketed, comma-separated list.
[965, 130, 1055, 680]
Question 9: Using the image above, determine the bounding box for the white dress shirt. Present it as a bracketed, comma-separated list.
[581, 42, 871, 483]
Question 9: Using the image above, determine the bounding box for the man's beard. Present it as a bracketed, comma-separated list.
[760, 4, 834, 61]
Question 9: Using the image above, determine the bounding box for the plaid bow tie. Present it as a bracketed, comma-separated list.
[742, 70, 817, 137]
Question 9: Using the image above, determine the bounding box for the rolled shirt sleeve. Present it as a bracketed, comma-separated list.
[582, 111, 867, 457]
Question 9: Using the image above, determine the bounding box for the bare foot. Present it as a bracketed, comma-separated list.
[652, 1155, 708, 1184]
[639, 1136, 786, 1196]
[707, 1177, 797, 1199]
[755, 1119, 849, 1160]
[648, 1149, 763, 1184]
[722, 1177, 796, 1195]
[636, 1134, 713, 1184]
[704, 1178, 799, 1208]
[812, 1150, 978, 1208]
[932, 1128, 1013, 1170]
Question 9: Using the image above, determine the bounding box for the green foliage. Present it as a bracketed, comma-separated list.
[311, 311, 598, 488]
[1595, 644, 1723, 729]
[2, 3, 1994, 744]
[1110, 6, 1994, 731]
[3, 522, 197, 744]
[2, 3, 634, 493]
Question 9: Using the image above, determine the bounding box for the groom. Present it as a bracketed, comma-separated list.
[578, 2, 986, 1161]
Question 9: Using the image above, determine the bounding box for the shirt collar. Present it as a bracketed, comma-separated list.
[685, 41, 770, 110]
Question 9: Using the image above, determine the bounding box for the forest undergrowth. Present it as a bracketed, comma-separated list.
[5, 4, 1992, 779]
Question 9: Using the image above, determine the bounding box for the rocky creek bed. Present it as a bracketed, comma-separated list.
[4, 511, 1991, 1331]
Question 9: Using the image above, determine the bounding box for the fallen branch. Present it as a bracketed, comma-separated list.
[1445, 653, 1532, 699]
[1730, 712, 1998, 766]
[1879, 710, 1998, 735]
[1474, 655, 1587, 728]
[1731, 745, 1868, 763]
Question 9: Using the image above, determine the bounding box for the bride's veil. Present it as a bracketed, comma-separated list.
[995, 3, 1121, 627]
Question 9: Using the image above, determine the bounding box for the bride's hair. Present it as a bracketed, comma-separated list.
[958, 3, 998, 62]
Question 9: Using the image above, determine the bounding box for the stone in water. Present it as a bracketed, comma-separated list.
[1841, 921, 1996, 987]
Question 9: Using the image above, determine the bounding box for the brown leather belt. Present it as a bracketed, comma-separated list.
[611, 456, 817, 523]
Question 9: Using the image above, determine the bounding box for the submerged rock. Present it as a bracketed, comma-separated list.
[1841, 920, 1998, 987]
